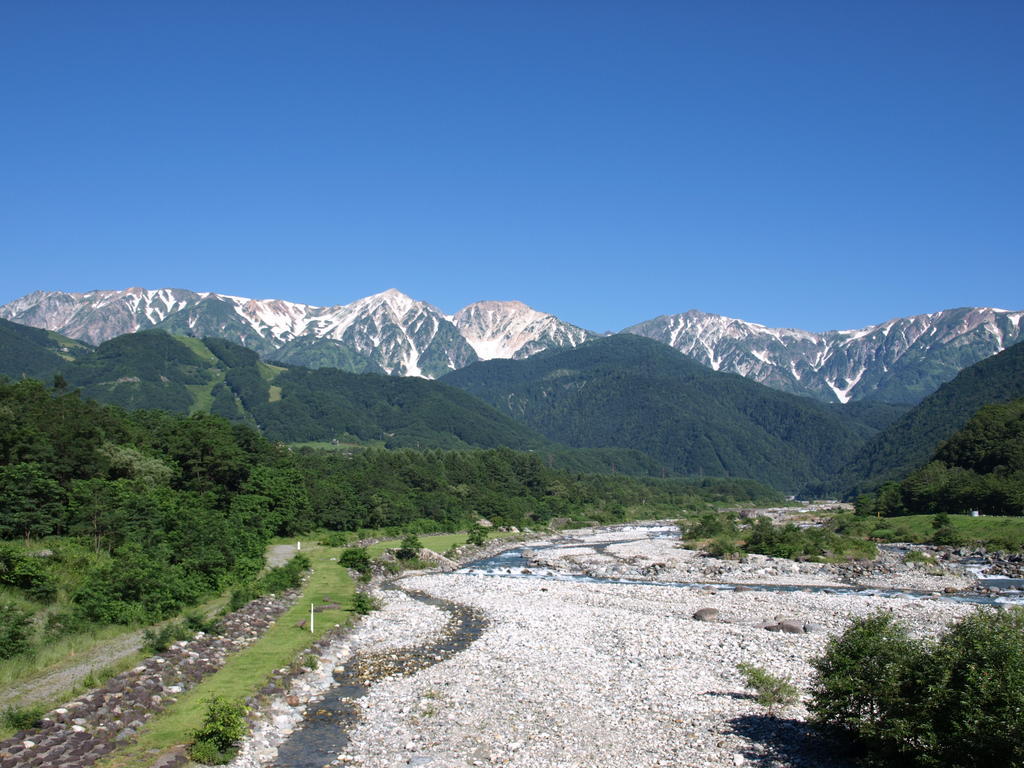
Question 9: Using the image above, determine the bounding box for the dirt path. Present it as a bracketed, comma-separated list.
[3, 629, 146, 708]
[266, 543, 302, 568]
[4, 542, 298, 710]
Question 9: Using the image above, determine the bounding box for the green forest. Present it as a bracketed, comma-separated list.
[843, 340, 1024, 495]
[856, 398, 1024, 518]
[444, 334, 876, 490]
[0, 376, 781, 664]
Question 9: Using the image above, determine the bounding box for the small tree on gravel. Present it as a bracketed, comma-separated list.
[736, 663, 800, 716]
[808, 608, 1024, 767]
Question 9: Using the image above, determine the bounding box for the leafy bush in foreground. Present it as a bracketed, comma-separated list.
[188, 696, 247, 765]
[809, 608, 1024, 767]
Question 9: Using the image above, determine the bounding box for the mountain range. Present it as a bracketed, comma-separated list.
[2, 287, 1020, 404]
[444, 334, 878, 490]
[3, 313, 1021, 495]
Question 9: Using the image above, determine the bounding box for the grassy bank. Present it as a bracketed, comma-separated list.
[865, 514, 1024, 550]
[98, 542, 354, 768]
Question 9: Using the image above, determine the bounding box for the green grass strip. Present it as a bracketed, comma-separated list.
[97, 531, 497, 766]
[98, 543, 354, 768]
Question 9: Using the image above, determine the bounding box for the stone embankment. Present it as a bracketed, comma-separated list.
[0, 589, 300, 768]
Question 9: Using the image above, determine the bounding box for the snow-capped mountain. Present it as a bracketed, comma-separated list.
[624, 307, 1024, 404]
[3, 288, 1021, 402]
[0, 288, 573, 378]
[452, 300, 595, 360]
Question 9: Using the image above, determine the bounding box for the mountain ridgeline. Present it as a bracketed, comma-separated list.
[0, 320, 661, 476]
[3, 288, 1020, 405]
[842, 339, 1024, 495]
[2, 314, 1021, 495]
[443, 335, 876, 491]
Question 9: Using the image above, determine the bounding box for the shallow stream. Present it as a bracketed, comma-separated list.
[270, 524, 1021, 766]
[272, 588, 486, 768]
[459, 529, 1024, 607]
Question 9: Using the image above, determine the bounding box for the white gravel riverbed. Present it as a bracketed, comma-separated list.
[231, 525, 994, 768]
[330, 572, 977, 768]
[527, 535, 975, 592]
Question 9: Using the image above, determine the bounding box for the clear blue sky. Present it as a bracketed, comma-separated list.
[2, 2, 1021, 333]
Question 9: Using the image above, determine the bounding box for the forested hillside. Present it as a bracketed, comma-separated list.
[857, 398, 1024, 518]
[444, 335, 874, 492]
[0, 378, 309, 630]
[0, 327, 558, 453]
[0, 378, 782, 665]
[0, 318, 91, 381]
[842, 341, 1024, 495]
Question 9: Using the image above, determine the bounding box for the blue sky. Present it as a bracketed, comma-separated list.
[1, 2, 1021, 333]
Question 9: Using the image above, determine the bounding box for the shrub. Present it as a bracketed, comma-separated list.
[466, 525, 488, 547]
[0, 602, 34, 659]
[142, 619, 194, 654]
[706, 536, 741, 558]
[228, 583, 258, 612]
[351, 592, 379, 615]
[184, 610, 221, 635]
[338, 547, 371, 576]
[808, 612, 925, 755]
[683, 512, 740, 540]
[809, 608, 1024, 767]
[43, 610, 92, 640]
[0, 545, 58, 602]
[931, 513, 964, 547]
[303, 653, 319, 670]
[1, 703, 47, 730]
[228, 553, 312, 612]
[736, 662, 799, 716]
[188, 738, 230, 766]
[394, 533, 422, 561]
[925, 608, 1024, 767]
[188, 696, 247, 765]
[318, 531, 354, 547]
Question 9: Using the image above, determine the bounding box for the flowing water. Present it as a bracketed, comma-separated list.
[272, 524, 1021, 766]
[272, 588, 486, 768]
[458, 530, 1024, 607]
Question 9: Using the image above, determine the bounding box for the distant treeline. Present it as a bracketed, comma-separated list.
[294, 447, 782, 532]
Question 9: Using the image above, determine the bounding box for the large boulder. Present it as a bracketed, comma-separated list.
[416, 548, 459, 572]
[692, 607, 720, 622]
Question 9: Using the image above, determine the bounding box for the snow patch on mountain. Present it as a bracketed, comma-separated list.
[453, 300, 594, 360]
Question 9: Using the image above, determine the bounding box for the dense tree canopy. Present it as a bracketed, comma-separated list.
[856, 398, 1024, 517]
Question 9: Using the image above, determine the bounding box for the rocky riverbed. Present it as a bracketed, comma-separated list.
[523, 533, 977, 593]
[231, 523, 1007, 768]
[328, 572, 976, 768]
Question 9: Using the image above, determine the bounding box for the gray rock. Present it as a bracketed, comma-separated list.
[776, 620, 806, 634]
[692, 608, 720, 622]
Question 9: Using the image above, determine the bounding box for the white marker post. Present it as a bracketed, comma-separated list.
[310, 602, 314, 634]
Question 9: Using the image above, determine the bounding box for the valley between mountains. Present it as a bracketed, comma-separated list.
[1, 288, 1023, 768]
[3, 287, 1021, 404]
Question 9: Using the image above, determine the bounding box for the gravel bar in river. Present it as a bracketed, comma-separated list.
[330, 572, 976, 768]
